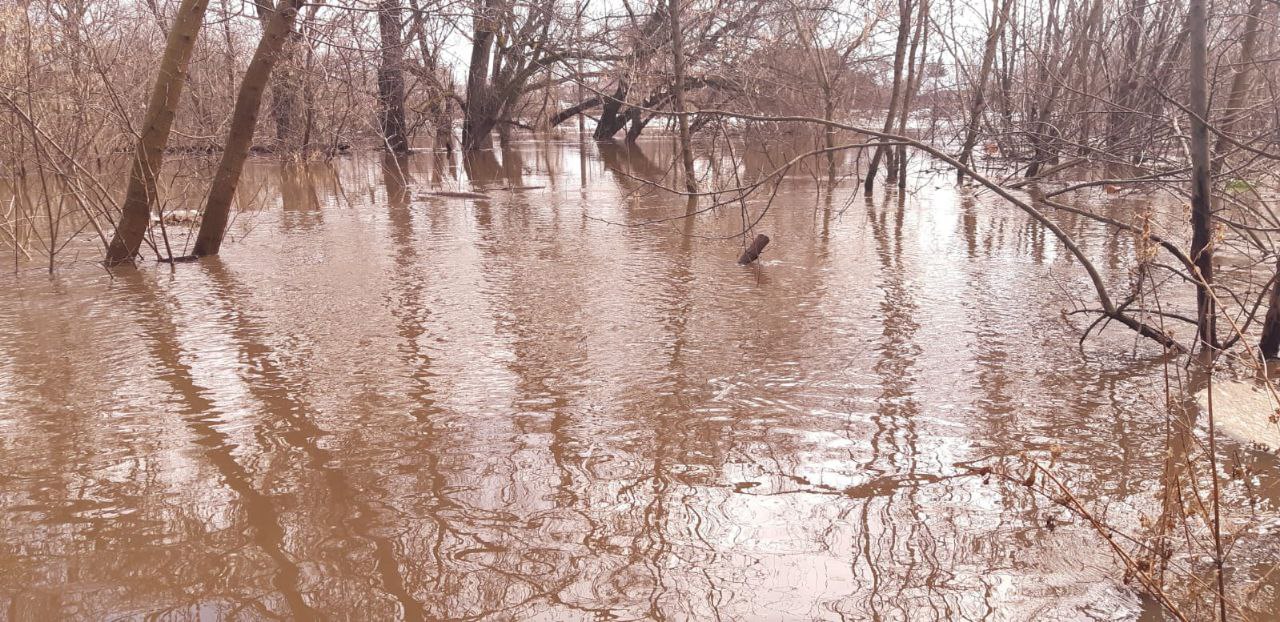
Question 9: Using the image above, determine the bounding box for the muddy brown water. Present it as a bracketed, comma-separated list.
[1, 138, 1278, 620]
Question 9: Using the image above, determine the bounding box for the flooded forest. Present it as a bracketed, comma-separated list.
[4, 0, 1280, 619]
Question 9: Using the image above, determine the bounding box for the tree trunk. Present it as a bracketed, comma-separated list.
[668, 0, 697, 193]
[1210, 0, 1265, 174]
[104, 0, 212, 265]
[406, 0, 453, 151]
[549, 97, 602, 128]
[864, 0, 911, 195]
[957, 0, 1012, 181]
[436, 82, 455, 151]
[625, 108, 650, 143]
[377, 0, 410, 153]
[1259, 258, 1280, 359]
[462, 0, 497, 150]
[192, 0, 303, 257]
[1103, 0, 1147, 158]
[594, 84, 632, 140]
[254, 0, 305, 155]
[1188, 0, 1217, 351]
[1025, 0, 1103, 178]
[270, 39, 304, 154]
[891, 0, 928, 188]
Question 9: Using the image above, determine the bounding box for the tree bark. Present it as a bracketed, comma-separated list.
[192, 0, 303, 257]
[668, 0, 697, 193]
[377, 0, 410, 153]
[104, 0, 212, 265]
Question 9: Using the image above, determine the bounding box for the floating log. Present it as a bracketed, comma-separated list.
[427, 191, 489, 199]
[158, 254, 200, 264]
[737, 234, 770, 265]
[496, 185, 546, 192]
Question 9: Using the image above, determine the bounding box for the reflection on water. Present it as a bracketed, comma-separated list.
[1, 138, 1277, 620]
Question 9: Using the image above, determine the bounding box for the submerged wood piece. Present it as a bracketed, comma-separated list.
[427, 191, 489, 199]
[738, 234, 770, 265]
[158, 254, 200, 264]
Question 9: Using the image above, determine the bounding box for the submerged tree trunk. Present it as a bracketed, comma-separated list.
[890, 0, 928, 188]
[1210, 0, 1265, 174]
[192, 0, 303, 257]
[1103, 0, 1147, 159]
[377, 0, 410, 153]
[668, 0, 697, 193]
[1188, 0, 1217, 351]
[864, 0, 911, 195]
[957, 0, 1012, 181]
[406, 0, 453, 152]
[1025, 0, 1103, 178]
[1259, 257, 1280, 358]
[104, 0, 212, 265]
[737, 234, 770, 265]
[593, 9, 667, 140]
[594, 84, 631, 140]
[463, 0, 497, 150]
[254, 0, 305, 155]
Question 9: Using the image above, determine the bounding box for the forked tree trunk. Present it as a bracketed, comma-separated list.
[891, 0, 928, 188]
[192, 0, 303, 257]
[594, 84, 631, 140]
[668, 0, 697, 193]
[377, 0, 410, 153]
[864, 0, 911, 195]
[593, 9, 667, 140]
[104, 0, 212, 265]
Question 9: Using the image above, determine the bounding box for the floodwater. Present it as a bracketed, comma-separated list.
[2, 138, 1278, 621]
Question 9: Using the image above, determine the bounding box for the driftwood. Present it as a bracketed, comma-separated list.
[427, 191, 489, 199]
[737, 234, 770, 265]
[158, 254, 200, 264]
